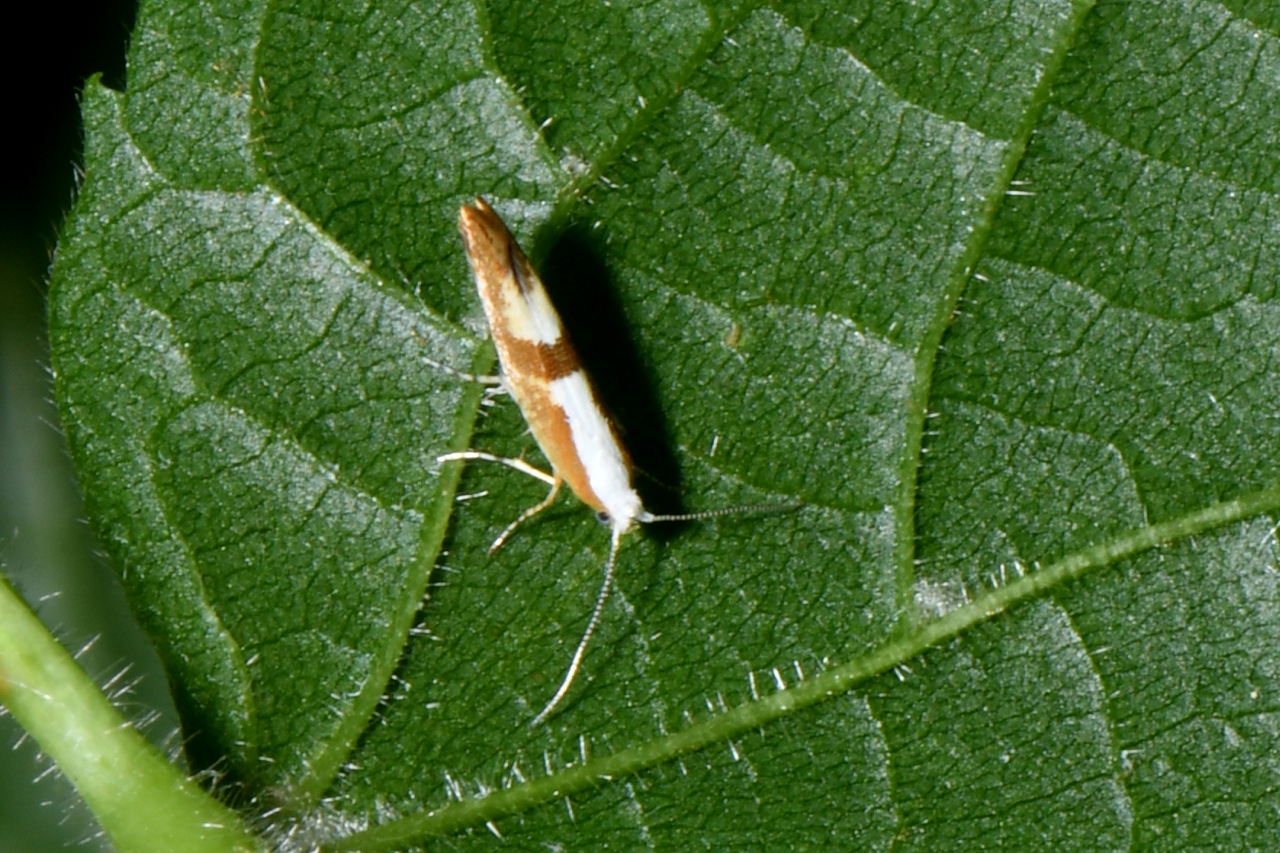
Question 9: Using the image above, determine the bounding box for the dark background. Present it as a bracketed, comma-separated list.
[0, 2, 180, 850]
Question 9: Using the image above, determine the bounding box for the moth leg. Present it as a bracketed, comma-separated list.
[410, 324, 505, 386]
[439, 451, 556, 485]
[487, 478, 562, 555]
[420, 356, 504, 386]
[438, 451, 562, 553]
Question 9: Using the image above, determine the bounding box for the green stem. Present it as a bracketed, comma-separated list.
[0, 574, 263, 853]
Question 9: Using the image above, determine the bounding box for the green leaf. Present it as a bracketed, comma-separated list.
[45, 0, 1280, 849]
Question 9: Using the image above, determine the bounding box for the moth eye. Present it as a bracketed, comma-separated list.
[595, 511, 611, 525]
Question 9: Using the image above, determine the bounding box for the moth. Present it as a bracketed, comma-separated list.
[441, 198, 790, 724]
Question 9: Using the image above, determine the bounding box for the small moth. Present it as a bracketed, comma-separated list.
[441, 198, 789, 725]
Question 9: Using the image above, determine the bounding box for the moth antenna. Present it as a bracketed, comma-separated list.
[638, 501, 802, 524]
[531, 527, 623, 726]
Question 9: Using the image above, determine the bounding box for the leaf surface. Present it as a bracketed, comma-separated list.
[48, 0, 1280, 848]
